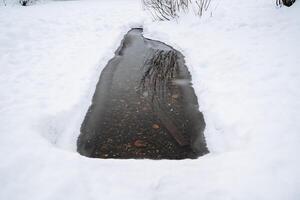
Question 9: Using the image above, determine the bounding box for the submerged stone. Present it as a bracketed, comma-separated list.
[77, 28, 208, 159]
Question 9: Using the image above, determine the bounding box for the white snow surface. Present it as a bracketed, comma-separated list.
[0, 0, 299, 199]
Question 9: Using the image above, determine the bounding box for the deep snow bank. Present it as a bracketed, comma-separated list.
[0, 0, 299, 200]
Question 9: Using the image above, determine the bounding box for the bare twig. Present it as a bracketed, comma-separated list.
[142, 0, 191, 21]
[195, 0, 211, 17]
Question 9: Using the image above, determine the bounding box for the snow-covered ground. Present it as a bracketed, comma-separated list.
[0, 0, 299, 199]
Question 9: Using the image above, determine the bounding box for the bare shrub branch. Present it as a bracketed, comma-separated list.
[142, 0, 213, 20]
[195, 0, 211, 17]
[142, 0, 192, 21]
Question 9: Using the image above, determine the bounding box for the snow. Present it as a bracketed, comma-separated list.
[0, 0, 300, 199]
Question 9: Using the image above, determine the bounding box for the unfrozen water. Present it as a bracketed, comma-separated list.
[77, 29, 208, 159]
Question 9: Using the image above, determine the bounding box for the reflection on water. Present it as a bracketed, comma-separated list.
[77, 28, 208, 159]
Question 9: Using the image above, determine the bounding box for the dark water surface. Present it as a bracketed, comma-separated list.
[77, 29, 208, 159]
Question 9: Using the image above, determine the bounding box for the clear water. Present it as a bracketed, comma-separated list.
[77, 28, 208, 159]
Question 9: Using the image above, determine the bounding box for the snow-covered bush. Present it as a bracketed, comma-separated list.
[19, 0, 36, 6]
[276, 0, 296, 7]
[142, 0, 192, 20]
[20, 0, 27, 5]
[142, 0, 212, 20]
[0, 0, 37, 6]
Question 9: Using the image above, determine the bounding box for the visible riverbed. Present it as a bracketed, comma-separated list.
[77, 28, 208, 159]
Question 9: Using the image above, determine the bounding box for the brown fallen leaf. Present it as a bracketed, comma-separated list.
[133, 140, 147, 148]
[152, 124, 160, 129]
